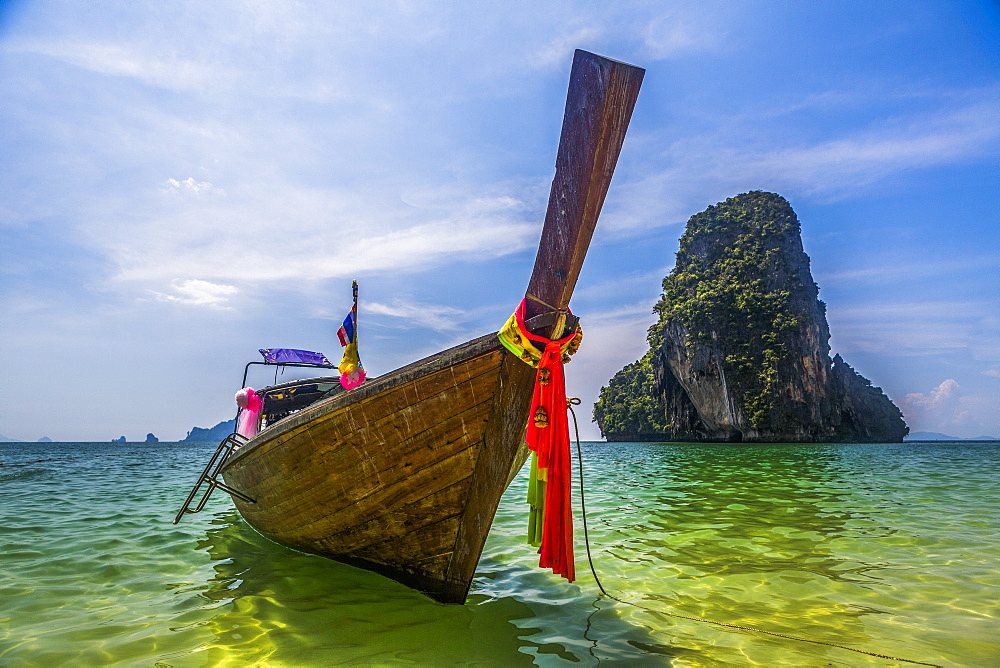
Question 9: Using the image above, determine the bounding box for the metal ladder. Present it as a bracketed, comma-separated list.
[172, 433, 256, 524]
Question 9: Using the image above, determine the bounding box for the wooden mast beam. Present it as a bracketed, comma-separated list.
[524, 50, 645, 337]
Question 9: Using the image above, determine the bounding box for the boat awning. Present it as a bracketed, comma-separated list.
[258, 348, 333, 366]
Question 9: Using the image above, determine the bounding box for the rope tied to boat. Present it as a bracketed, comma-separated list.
[499, 298, 583, 582]
[564, 398, 942, 667]
[498, 298, 582, 367]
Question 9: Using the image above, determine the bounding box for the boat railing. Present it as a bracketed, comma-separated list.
[242, 360, 338, 389]
[172, 432, 256, 524]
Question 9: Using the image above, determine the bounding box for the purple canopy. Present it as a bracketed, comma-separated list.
[258, 348, 333, 366]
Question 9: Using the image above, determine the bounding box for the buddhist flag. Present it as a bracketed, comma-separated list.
[337, 281, 366, 389]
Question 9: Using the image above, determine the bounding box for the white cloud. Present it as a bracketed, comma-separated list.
[11, 41, 220, 91]
[165, 177, 222, 195]
[827, 299, 998, 361]
[815, 256, 1000, 284]
[903, 378, 960, 413]
[149, 279, 238, 308]
[573, 266, 673, 304]
[365, 300, 465, 332]
[606, 91, 1000, 232]
[107, 181, 539, 287]
[739, 101, 1000, 193]
[900, 379, 997, 436]
[534, 27, 603, 71]
[642, 7, 727, 59]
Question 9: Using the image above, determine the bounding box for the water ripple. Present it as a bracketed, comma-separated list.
[0, 440, 997, 665]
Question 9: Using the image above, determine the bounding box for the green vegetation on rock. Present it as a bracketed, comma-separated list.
[595, 191, 908, 443]
[592, 353, 669, 439]
[653, 191, 809, 429]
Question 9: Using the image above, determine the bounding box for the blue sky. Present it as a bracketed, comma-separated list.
[1, 1, 997, 441]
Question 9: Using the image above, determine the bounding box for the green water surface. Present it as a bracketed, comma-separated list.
[0, 441, 996, 666]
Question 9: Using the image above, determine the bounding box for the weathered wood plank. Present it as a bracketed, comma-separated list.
[222, 351, 507, 581]
[226, 334, 501, 466]
[227, 348, 502, 496]
[525, 50, 645, 329]
[341, 488, 471, 563]
[227, 357, 500, 517]
[313, 477, 471, 555]
[442, 353, 536, 599]
[278, 428, 479, 541]
[353, 514, 461, 570]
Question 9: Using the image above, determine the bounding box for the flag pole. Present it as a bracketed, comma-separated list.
[352, 280, 358, 339]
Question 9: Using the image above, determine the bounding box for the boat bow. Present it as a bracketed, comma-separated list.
[212, 50, 643, 603]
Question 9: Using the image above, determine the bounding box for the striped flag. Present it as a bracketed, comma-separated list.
[337, 281, 365, 389]
[337, 307, 356, 346]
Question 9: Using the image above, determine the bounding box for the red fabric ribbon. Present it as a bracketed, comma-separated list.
[525, 340, 576, 582]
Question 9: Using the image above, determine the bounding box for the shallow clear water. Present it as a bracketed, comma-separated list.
[0, 440, 996, 666]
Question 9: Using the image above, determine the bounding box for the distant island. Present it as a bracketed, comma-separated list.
[181, 420, 236, 442]
[111, 433, 159, 443]
[1, 422, 234, 443]
[905, 432, 998, 441]
[594, 191, 908, 443]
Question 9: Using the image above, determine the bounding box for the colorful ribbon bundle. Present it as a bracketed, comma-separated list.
[235, 387, 263, 439]
[499, 298, 583, 582]
[337, 281, 366, 389]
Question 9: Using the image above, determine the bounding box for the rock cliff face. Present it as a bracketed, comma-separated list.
[182, 420, 235, 443]
[594, 191, 907, 443]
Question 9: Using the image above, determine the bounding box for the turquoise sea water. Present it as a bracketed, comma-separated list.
[1, 440, 997, 666]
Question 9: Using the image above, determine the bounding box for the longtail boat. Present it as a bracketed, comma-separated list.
[174, 50, 643, 603]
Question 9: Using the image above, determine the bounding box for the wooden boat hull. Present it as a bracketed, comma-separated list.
[220, 333, 536, 603]
[206, 49, 644, 604]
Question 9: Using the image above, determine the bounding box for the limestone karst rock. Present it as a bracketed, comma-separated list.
[182, 420, 236, 443]
[594, 191, 908, 443]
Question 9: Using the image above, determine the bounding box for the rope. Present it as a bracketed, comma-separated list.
[525, 291, 567, 313]
[565, 398, 941, 667]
